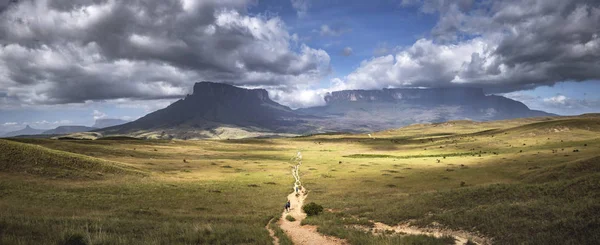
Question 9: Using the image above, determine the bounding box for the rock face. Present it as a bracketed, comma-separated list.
[42, 126, 96, 135]
[324, 87, 487, 104]
[101, 82, 555, 139]
[100, 82, 311, 138]
[298, 87, 554, 132]
[2, 125, 46, 137]
[92, 119, 128, 129]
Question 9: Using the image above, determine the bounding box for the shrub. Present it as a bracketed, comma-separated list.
[303, 202, 324, 216]
[60, 232, 89, 245]
[285, 215, 296, 222]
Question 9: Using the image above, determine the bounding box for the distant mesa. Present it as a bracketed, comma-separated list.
[98, 81, 307, 139]
[98, 81, 556, 139]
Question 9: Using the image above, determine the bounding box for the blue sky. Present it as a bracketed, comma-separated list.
[0, 0, 599, 133]
[251, 0, 439, 84]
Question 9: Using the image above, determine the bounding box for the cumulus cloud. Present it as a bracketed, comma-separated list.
[92, 110, 107, 120]
[34, 120, 73, 125]
[290, 0, 310, 17]
[544, 95, 568, 105]
[0, 0, 330, 107]
[319, 25, 351, 37]
[341, 47, 353, 56]
[335, 0, 600, 94]
[541, 95, 600, 111]
[504, 91, 600, 115]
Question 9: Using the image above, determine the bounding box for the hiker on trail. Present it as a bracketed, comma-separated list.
[285, 200, 291, 212]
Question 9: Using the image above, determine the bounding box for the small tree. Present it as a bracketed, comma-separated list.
[303, 202, 324, 216]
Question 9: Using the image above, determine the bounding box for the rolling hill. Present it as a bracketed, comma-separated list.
[0, 139, 146, 179]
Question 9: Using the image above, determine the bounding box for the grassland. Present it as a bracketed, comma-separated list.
[1, 115, 599, 244]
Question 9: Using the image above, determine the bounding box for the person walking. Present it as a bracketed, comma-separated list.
[285, 200, 291, 212]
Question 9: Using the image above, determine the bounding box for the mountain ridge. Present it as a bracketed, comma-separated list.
[98, 81, 556, 139]
[2, 125, 46, 138]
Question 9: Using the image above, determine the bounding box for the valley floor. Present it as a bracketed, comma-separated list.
[1, 115, 600, 244]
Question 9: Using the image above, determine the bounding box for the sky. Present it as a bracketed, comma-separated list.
[1, 0, 599, 133]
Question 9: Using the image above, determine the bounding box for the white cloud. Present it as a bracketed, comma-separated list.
[33, 120, 72, 125]
[291, 0, 310, 17]
[319, 25, 351, 37]
[331, 38, 494, 90]
[2, 122, 17, 126]
[0, 0, 331, 107]
[93, 110, 107, 120]
[543, 95, 568, 105]
[342, 47, 353, 56]
[334, 0, 600, 94]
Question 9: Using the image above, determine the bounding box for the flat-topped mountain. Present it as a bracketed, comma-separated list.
[324, 87, 487, 104]
[299, 87, 553, 132]
[99, 82, 555, 139]
[99, 82, 312, 139]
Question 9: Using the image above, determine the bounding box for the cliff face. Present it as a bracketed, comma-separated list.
[101, 82, 306, 135]
[100, 82, 555, 138]
[321, 87, 535, 114]
[325, 87, 486, 104]
[298, 87, 554, 132]
[189, 82, 291, 112]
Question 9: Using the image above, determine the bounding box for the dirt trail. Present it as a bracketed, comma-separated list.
[366, 221, 491, 245]
[278, 191, 347, 245]
[273, 152, 346, 245]
[266, 218, 280, 245]
[267, 152, 489, 245]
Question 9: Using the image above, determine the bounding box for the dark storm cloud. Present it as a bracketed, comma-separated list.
[340, 0, 600, 93]
[0, 0, 330, 105]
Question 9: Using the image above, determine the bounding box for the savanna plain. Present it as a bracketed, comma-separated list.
[1, 115, 600, 245]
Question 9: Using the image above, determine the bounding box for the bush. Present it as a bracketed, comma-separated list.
[285, 215, 296, 222]
[60, 232, 89, 245]
[303, 202, 324, 216]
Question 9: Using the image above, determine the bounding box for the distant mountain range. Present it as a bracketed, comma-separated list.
[99, 82, 555, 139]
[2, 125, 47, 137]
[2, 119, 129, 138]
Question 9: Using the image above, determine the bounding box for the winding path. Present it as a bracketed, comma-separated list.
[267, 152, 346, 245]
[266, 152, 486, 245]
[278, 190, 346, 245]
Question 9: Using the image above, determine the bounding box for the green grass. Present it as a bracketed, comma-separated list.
[0, 115, 599, 244]
[302, 212, 457, 244]
[344, 152, 473, 159]
[0, 139, 146, 179]
[372, 173, 600, 244]
[268, 218, 293, 245]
